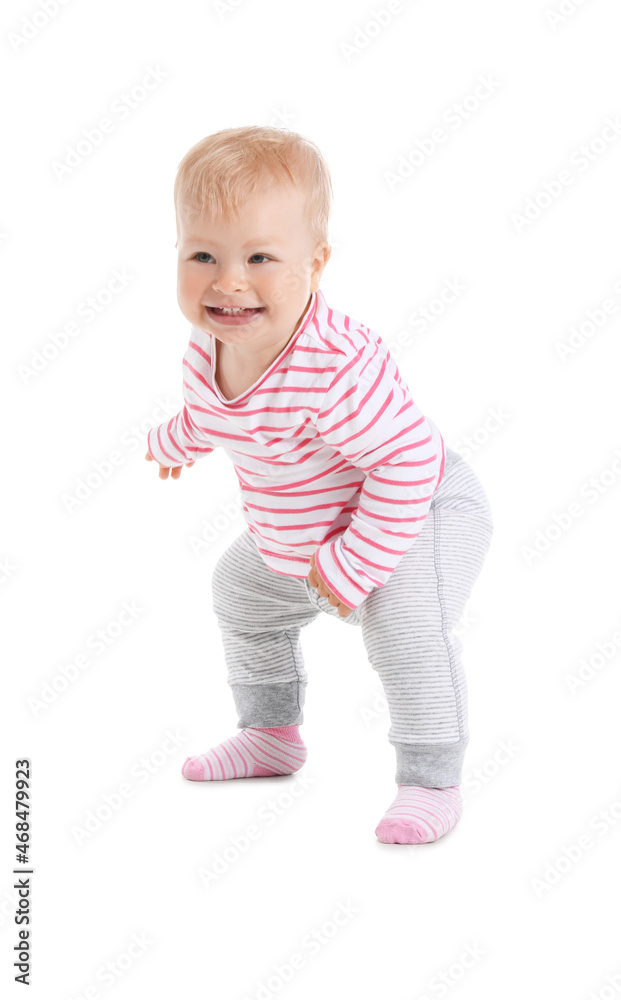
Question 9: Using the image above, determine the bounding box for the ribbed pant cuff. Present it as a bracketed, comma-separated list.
[230, 681, 305, 729]
[392, 737, 469, 787]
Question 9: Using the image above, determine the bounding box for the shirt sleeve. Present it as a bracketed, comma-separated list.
[147, 402, 215, 467]
[147, 336, 217, 467]
[310, 346, 444, 610]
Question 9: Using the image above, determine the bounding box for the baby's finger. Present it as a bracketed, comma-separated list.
[307, 553, 319, 589]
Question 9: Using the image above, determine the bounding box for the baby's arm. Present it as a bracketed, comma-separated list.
[310, 352, 442, 609]
[146, 334, 217, 480]
[145, 400, 215, 480]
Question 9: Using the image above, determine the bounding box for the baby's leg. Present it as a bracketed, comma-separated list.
[182, 528, 320, 780]
[359, 449, 494, 843]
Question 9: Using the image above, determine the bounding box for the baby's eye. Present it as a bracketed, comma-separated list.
[192, 252, 270, 263]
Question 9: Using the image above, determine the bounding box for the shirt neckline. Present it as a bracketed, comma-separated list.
[211, 290, 319, 405]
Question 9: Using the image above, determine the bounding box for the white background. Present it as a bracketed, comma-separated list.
[2, 0, 621, 997]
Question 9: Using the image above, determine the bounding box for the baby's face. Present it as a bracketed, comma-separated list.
[176, 178, 328, 365]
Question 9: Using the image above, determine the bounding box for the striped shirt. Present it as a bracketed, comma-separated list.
[147, 288, 445, 610]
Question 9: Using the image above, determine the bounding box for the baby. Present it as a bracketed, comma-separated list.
[145, 125, 494, 844]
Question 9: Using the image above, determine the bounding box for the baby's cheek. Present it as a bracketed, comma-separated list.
[177, 270, 201, 301]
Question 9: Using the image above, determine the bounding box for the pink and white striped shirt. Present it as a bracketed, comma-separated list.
[147, 288, 445, 610]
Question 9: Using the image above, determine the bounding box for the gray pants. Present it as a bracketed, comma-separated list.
[211, 447, 494, 787]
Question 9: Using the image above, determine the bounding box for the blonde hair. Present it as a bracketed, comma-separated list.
[174, 125, 333, 250]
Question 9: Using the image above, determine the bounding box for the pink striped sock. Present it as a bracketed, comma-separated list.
[181, 725, 307, 780]
[375, 784, 463, 844]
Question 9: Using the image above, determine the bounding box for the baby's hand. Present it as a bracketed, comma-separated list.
[145, 451, 195, 480]
[307, 552, 355, 617]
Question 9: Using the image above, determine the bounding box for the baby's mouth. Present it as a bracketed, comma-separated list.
[207, 306, 264, 317]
